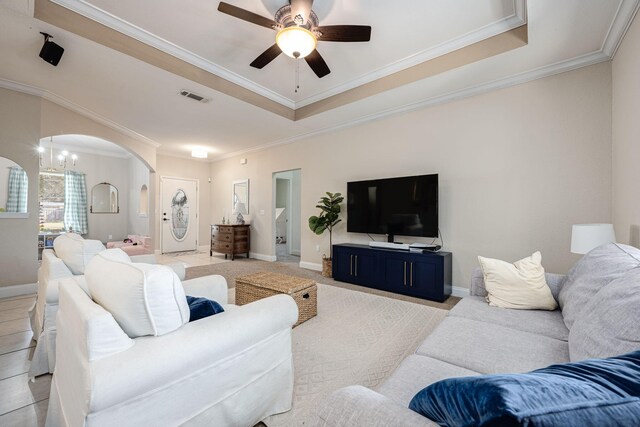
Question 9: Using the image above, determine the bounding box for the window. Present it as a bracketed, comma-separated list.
[39, 172, 65, 232]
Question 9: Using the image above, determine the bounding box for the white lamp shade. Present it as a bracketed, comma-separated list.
[233, 202, 247, 215]
[571, 223, 616, 254]
[276, 27, 317, 58]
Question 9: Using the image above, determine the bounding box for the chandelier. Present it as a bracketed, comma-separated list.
[38, 136, 78, 171]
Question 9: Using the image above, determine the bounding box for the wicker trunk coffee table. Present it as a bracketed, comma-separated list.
[235, 272, 317, 327]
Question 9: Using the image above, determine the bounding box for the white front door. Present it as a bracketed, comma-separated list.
[161, 177, 198, 253]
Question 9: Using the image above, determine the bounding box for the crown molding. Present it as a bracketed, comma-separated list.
[211, 50, 609, 163]
[295, 0, 527, 108]
[49, 0, 296, 109]
[50, 0, 526, 110]
[601, 0, 640, 57]
[0, 78, 45, 97]
[0, 77, 160, 148]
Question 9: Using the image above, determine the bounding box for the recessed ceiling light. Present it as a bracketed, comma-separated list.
[191, 149, 208, 159]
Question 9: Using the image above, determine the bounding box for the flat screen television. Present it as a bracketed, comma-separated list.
[347, 174, 438, 241]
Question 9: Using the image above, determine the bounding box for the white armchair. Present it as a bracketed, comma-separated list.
[46, 277, 298, 427]
[29, 239, 186, 378]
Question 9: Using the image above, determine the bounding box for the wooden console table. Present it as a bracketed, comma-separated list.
[210, 224, 250, 260]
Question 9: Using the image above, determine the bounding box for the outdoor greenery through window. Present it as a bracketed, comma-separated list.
[39, 172, 65, 232]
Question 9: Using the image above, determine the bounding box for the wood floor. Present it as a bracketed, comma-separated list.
[0, 294, 50, 427]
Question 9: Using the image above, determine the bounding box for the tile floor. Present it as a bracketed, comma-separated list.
[155, 251, 230, 268]
[276, 243, 301, 264]
[0, 294, 49, 427]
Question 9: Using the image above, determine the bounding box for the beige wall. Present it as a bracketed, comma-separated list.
[612, 14, 640, 248]
[210, 63, 613, 288]
[0, 88, 41, 287]
[155, 155, 211, 252]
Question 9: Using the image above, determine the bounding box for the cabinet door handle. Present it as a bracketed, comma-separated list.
[350, 255, 353, 276]
[410, 262, 413, 287]
[355, 256, 358, 277]
[403, 261, 407, 286]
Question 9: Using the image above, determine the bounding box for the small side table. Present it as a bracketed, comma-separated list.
[210, 224, 250, 260]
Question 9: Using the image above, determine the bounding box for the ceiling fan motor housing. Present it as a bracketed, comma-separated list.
[274, 5, 318, 30]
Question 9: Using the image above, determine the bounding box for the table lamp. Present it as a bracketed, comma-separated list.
[570, 223, 616, 254]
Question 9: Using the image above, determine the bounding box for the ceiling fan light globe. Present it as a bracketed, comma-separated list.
[276, 26, 317, 59]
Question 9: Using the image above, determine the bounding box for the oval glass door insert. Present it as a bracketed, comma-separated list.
[171, 189, 189, 241]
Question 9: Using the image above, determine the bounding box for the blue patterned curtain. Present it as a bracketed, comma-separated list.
[64, 171, 88, 234]
[6, 166, 28, 213]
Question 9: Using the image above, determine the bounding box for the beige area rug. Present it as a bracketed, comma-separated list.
[190, 259, 456, 425]
[224, 283, 448, 427]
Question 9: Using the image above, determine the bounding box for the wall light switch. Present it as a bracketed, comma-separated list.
[240, 158, 247, 165]
[108, 234, 112, 240]
[259, 209, 265, 216]
[316, 245, 320, 252]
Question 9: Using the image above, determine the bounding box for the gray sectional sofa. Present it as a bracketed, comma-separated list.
[311, 243, 640, 426]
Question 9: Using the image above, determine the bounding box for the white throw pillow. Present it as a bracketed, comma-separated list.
[99, 248, 132, 263]
[85, 252, 190, 338]
[477, 251, 557, 310]
[53, 233, 106, 275]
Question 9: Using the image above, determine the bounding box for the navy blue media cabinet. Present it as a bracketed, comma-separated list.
[332, 244, 452, 302]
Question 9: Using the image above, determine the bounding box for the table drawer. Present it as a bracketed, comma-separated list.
[214, 233, 232, 242]
[211, 240, 232, 253]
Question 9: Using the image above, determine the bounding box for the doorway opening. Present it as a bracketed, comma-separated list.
[273, 169, 301, 264]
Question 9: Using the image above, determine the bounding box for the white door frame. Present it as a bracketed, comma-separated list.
[160, 176, 199, 254]
[272, 169, 301, 260]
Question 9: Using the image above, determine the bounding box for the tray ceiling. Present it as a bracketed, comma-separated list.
[0, 0, 637, 159]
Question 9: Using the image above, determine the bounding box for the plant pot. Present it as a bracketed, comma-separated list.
[322, 257, 332, 278]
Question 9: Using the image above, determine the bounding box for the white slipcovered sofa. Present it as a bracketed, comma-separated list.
[46, 250, 298, 427]
[29, 233, 186, 378]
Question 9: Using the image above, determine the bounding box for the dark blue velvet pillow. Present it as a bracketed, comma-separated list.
[186, 296, 224, 322]
[409, 350, 640, 427]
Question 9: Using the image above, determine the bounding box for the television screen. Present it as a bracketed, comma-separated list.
[347, 174, 438, 239]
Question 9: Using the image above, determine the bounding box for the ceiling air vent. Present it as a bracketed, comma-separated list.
[179, 90, 210, 103]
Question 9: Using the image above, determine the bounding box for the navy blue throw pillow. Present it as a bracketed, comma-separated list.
[186, 296, 224, 322]
[409, 350, 640, 427]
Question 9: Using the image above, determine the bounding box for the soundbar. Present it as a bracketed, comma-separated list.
[369, 242, 410, 250]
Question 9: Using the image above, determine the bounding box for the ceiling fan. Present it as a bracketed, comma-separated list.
[217, 0, 371, 78]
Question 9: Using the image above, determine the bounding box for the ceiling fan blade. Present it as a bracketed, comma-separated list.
[315, 25, 372, 42]
[217, 2, 277, 29]
[250, 44, 283, 69]
[305, 49, 330, 78]
[290, 0, 313, 26]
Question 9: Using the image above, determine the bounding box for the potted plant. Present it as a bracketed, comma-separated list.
[309, 192, 344, 277]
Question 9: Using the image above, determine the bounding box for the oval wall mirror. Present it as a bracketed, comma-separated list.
[0, 156, 29, 218]
[91, 182, 119, 213]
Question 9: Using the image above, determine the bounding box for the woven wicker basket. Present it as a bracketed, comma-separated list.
[322, 257, 332, 278]
[235, 272, 317, 327]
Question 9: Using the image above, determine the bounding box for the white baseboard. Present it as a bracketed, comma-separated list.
[451, 286, 470, 298]
[154, 249, 161, 255]
[299, 261, 322, 271]
[197, 245, 209, 253]
[290, 249, 301, 256]
[250, 252, 277, 262]
[0, 283, 38, 299]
